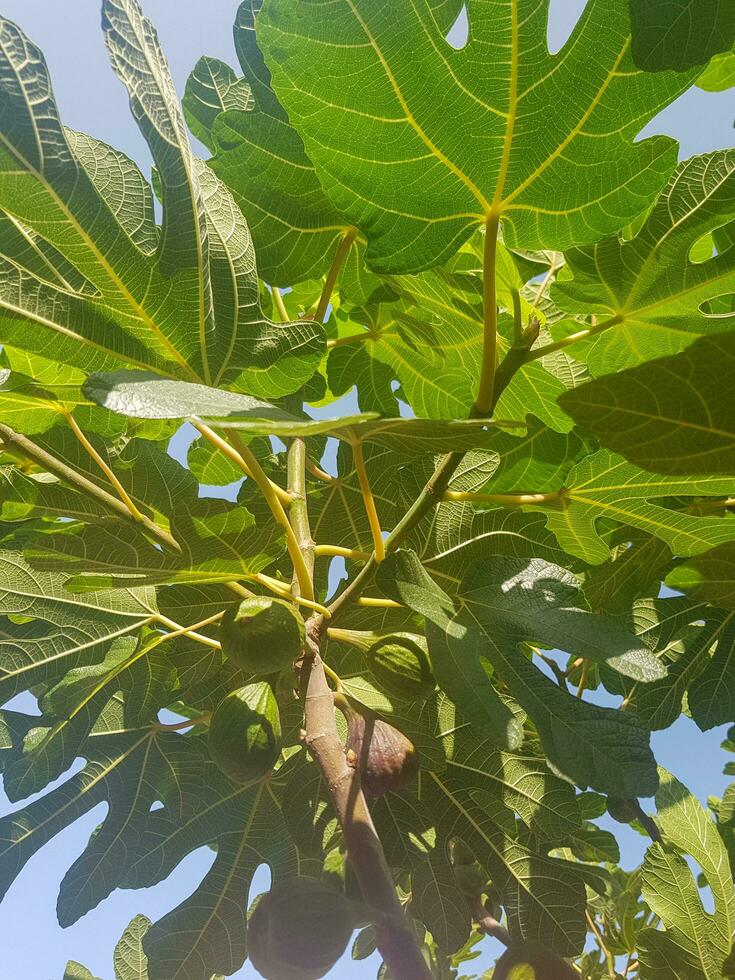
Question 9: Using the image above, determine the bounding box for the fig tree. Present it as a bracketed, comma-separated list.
[367, 632, 435, 699]
[208, 681, 281, 784]
[248, 876, 353, 980]
[220, 596, 305, 674]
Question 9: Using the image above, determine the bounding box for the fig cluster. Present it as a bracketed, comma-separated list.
[248, 877, 353, 980]
[208, 681, 281, 784]
[220, 596, 304, 674]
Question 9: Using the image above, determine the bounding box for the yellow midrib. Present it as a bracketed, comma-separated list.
[344, 0, 491, 214]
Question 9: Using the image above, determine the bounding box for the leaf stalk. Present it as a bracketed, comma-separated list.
[313, 227, 358, 324]
[0, 422, 180, 553]
[474, 213, 501, 414]
[352, 439, 386, 563]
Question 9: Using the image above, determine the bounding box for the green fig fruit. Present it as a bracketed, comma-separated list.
[208, 681, 281, 784]
[450, 839, 477, 866]
[606, 796, 639, 824]
[248, 876, 353, 980]
[345, 710, 419, 798]
[493, 942, 577, 980]
[453, 861, 488, 896]
[367, 633, 435, 699]
[220, 596, 305, 674]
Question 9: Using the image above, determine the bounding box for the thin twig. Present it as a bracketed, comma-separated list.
[586, 911, 615, 978]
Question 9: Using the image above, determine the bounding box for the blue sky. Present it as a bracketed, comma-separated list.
[0, 1, 734, 978]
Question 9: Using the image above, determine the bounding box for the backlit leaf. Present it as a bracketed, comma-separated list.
[258, 0, 699, 271]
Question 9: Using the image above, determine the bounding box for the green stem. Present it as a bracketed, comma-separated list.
[352, 439, 385, 562]
[271, 285, 290, 322]
[474, 214, 501, 414]
[62, 409, 145, 523]
[586, 911, 615, 978]
[313, 227, 357, 324]
[326, 328, 377, 350]
[576, 660, 590, 699]
[328, 449, 464, 617]
[511, 286, 523, 346]
[0, 422, 180, 553]
[287, 434, 316, 594]
[524, 313, 623, 361]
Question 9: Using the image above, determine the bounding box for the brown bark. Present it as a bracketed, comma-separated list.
[298, 617, 432, 980]
[286, 431, 431, 979]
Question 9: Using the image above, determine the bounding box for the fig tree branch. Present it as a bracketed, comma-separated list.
[287, 422, 432, 980]
[299, 617, 432, 980]
[472, 896, 510, 947]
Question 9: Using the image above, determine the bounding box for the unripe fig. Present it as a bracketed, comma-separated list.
[248, 876, 353, 980]
[220, 596, 304, 674]
[606, 796, 639, 824]
[345, 709, 418, 798]
[208, 681, 281, 784]
[450, 839, 476, 866]
[367, 633, 435, 699]
[453, 861, 487, 896]
[493, 941, 577, 980]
